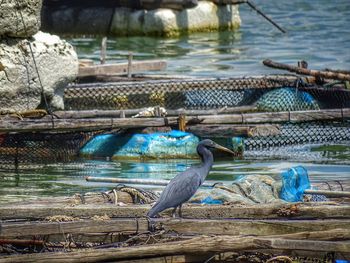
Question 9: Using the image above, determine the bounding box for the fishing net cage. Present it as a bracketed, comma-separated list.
[1, 75, 350, 170]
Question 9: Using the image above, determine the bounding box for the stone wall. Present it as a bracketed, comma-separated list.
[0, 0, 78, 112]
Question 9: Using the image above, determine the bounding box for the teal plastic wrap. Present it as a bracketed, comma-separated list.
[80, 130, 199, 159]
[280, 166, 311, 202]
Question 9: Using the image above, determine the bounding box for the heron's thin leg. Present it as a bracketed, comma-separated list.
[179, 204, 183, 218]
[171, 207, 177, 218]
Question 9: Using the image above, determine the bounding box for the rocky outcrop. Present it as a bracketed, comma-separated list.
[0, 32, 78, 112]
[0, 0, 42, 38]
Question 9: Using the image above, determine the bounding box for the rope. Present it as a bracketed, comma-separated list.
[14, 0, 53, 115]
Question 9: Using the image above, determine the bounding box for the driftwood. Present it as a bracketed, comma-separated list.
[0, 235, 348, 263]
[263, 59, 350, 81]
[1, 108, 349, 132]
[0, 203, 349, 220]
[78, 60, 167, 77]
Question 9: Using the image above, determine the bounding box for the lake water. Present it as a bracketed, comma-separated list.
[1, 0, 350, 204]
[71, 0, 350, 77]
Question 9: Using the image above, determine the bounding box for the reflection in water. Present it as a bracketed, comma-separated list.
[69, 0, 350, 77]
[1, 143, 350, 204]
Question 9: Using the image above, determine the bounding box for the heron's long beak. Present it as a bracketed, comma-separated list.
[213, 144, 236, 155]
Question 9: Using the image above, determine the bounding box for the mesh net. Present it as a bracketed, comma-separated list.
[64, 76, 295, 110]
[0, 131, 96, 170]
[1, 75, 349, 169]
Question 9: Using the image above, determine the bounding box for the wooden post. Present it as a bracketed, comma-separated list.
[178, 114, 186, 131]
[127, 52, 133, 78]
[100, 37, 107, 65]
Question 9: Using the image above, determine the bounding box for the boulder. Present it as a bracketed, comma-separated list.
[0, 0, 42, 38]
[0, 31, 78, 112]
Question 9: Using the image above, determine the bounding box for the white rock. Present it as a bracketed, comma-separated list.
[0, 32, 78, 112]
[0, 0, 42, 37]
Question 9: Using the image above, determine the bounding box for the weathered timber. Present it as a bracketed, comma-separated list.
[263, 59, 350, 81]
[78, 60, 167, 77]
[186, 124, 280, 137]
[53, 106, 257, 119]
[157, 219, 350, 236]
[0, 236, 348, 263]
[0, 203, 349, 220]
[1, 108, 349, 132]
[3, 219, 349, 238]
[0, 239, 44, 246]
[0, 219, 148, 238]
[325, 68, 350, 75]
[265, 228, 350, 241]
[0, 117, 174, 133]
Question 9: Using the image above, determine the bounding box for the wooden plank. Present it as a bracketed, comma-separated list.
[78, 60, 167, 77]
[0, 203, 349, 220]
[0, 219, 148, 237]
[157, 219, 350, 236]
[0, 235, 348, 263]
[2, 218, 348, 238]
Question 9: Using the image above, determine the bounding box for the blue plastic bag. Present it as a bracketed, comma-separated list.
[280, 166, 311, 202]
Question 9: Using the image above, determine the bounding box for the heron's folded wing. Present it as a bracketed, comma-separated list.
[159, 171, 202, 208]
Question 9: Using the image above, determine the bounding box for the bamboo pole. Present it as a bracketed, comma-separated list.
[85, 176, 213, 187]
[0, 235, 348, 263]
[263, 59, 350, 81]
[1, 108, 349, 133]
[53, 106, 257, 119]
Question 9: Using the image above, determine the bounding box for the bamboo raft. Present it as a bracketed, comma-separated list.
[0, 196, 349, 262]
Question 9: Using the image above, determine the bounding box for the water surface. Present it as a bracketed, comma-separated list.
[1, 0, 350, 203]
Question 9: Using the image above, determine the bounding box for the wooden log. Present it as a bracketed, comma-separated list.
[0, 219, 149, 238]
[186, 124, 280, 137]
[0, 239, 44, 246]
[1, 108, 350, 132]
[0, 235, 348, 263]
[0, 117, 175, 133]
[3, 218, 346, 239]
[78, 60, 167, 77]
[53, 106, 257, 119]
[157, 219, 350, 236]
[263, 59, 350, 81]
[0, 203, 349, 220]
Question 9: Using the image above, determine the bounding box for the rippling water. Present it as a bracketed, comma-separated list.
[1, 143, 350, 204]
[1, 0, 350, 203]
[71, 0, 350, 77]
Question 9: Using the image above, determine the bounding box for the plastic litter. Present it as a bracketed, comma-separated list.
[280, 166, 311, 202]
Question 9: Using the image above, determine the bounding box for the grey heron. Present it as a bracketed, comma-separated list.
[147, 139, 235, 218]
